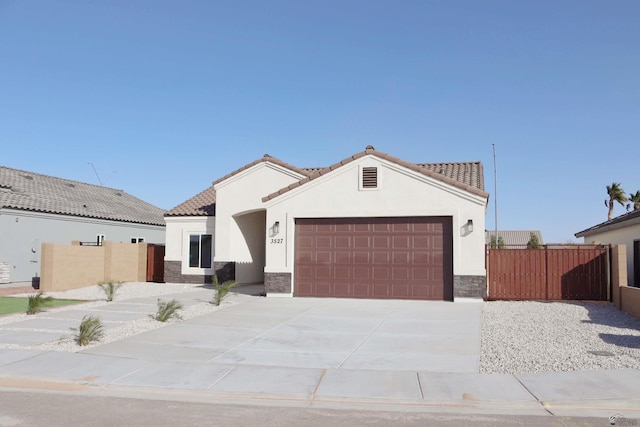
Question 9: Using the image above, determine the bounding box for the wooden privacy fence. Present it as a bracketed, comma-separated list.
[486, 245, 610, 300]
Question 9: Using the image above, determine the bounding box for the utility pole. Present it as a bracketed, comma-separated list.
[492, 144, 498, 244]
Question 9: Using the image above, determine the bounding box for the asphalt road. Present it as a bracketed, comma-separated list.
[0, 390, 614, 427]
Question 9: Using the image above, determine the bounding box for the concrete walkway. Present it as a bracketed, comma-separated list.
[1, 287, 639, 419]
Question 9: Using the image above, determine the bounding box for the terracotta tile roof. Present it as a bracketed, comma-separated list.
[417, 162, 484, 192]
[0, 166, 165, 226]
[165, 154, 308, 217]
[575, 209, 640, 238]
[262, 146, 489, 203]
[167, 147, 489, 217]
[164, 185, 216, 217]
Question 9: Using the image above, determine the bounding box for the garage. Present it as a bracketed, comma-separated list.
[294, 217, 453, 300]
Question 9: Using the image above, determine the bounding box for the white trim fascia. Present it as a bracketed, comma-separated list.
[214, 162, 306, 191]
[264, 156, 487, 208]
[576, 216, 640, 238]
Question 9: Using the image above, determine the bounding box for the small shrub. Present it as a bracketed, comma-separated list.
[152, 299, 183, 322]
[72, 315, 104, 346]
[211, 274, 238, 306]
[26, 292, 54, 315]
[98, 281, 123, 302]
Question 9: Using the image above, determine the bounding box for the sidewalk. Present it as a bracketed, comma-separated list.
[0, 285, 639, 419]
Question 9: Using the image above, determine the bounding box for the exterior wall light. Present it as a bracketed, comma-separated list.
[273, 221, 280, 236]
[467, 219, 474, 233]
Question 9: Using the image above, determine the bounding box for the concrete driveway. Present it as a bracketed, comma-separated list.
[83, 296, 482, 373]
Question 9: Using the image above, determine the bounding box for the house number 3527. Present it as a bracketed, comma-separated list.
[270, 238, 283, 244]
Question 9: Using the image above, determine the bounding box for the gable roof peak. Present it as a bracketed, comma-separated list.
[365, 145, 375, 152]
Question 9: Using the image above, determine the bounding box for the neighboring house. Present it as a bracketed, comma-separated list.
[165, 146, 489, 301]
[485, 230, 544, 248]
[575, 210, 640, 286]
[0, 166, 166, 285]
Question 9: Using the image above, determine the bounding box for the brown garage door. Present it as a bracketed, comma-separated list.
[294, 217, 453, 300]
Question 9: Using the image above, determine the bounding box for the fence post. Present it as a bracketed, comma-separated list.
[606, 244, 611, 302]
[544, 245, 549, 300]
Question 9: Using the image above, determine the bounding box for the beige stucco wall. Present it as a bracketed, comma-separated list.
[164, 216, 215, 276]
[611, 244, 640, 321]
[264, 156, 488, 292]
[214, 162, 305, 283]
[40, 241, 147, 291]
[581, 221, 640, 286]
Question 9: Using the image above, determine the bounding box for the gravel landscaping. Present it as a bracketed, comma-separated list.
[0, 282, 235, 352]
[480, 300, 640, 374]
[3, 283, 640, 374]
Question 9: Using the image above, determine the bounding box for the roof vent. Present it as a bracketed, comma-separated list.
[21, 174, 33, 180]
[362, 167, 378, 188]
[65, 183, 75, 188]
[365, 145, 375, 151]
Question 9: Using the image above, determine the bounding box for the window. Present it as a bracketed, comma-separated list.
[189, 234, 212, 268]
[131, 237, 145, 243]
[96, 234, 105, 246]
[361, 167, 378, 189]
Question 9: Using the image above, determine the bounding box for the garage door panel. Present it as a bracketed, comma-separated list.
[354, 267, 370, 279]
[317, 236, 332, 248]
[354, 252, 370, 263]
[334, 266, 351, 279]
[373, 252, 389, 264]
[335, 223, 351, 232]
[373, 222, 391, 232]
[317, 251, 331, 263]
[316, 282, 332, 295]
[372, 284, 389, 297]
[373, 236, 390, 248]
[392, 284, 410, 298]
[353, 284, 370, 296]
[295, 217, 453, 300]
[316, 266, 332, 279]
[392, 267, 410, 280]
[335, 236, 351, 249]
[373, 267, 390, 279]
[354, 223, 370, 232]
[335, 251, 351, 264]
[334, 283, 351, 297]
[393, 236, 410, 249]
[354, 236, 370, 248]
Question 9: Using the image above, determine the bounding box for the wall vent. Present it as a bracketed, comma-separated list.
[362, 167, 378, 188]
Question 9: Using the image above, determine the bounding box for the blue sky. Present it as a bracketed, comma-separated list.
[1, 1, 639, 243]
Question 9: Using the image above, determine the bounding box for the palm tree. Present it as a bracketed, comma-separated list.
[629, 190, 640, 211]
[605, 182, 628, 220]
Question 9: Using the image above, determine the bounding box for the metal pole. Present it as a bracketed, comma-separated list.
[492, 144, 498, 245]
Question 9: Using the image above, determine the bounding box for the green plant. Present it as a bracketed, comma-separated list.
[211, 274, 238, 306]
[629, 190, 640, 211]
[152, 299, 183, 322]
[606, 182, 627, 220]
[526, 232, 542, 249]
[72, 315, 104, 346]
[1, 297, 83, 316]
[98, 281, 123, 302]
[489, 235, 505, 249]
[26, 292, 54, 315]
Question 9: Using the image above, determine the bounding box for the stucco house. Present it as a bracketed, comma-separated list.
[575, 210, 640, 286]
[0, 166, 166, 285]
[165, 146, 488, 301]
